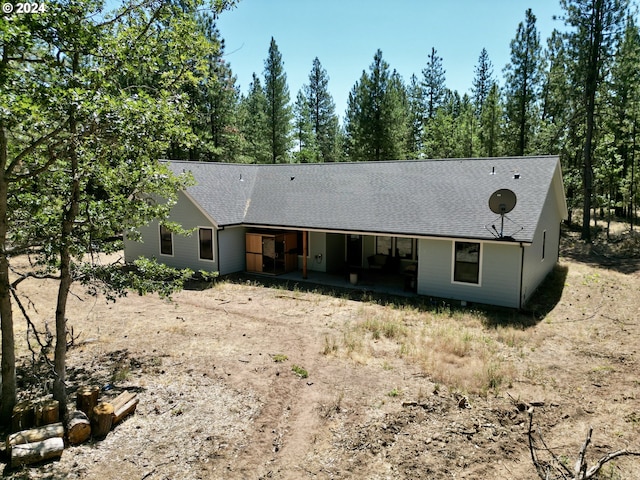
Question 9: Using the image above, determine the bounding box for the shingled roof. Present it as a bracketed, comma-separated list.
[165, 156, 566, 243]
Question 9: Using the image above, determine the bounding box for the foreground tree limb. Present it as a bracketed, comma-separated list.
[528, 407, 640, 479]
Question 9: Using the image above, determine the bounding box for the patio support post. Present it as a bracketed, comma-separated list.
[302, 230, 308, 279]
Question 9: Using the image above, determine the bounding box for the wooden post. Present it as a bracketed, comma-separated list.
[11, 437, 64, 467]
[76, 385, 100, 417]
[65, 410, 91, 445]
[91, 402, 114, 438]
[11, 400, 34, 433]
[302, 230, 308, 279]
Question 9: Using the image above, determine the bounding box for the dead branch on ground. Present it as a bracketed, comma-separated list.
[528, 407, 640, 479]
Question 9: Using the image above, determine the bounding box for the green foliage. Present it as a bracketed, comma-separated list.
[273, 354, 288, 363]
[264, 37, 293, 163]
[291, 364, 308, 378]
[344, 49, 410, 161]
[503, 8, 544, 156]
[77, 257, 195, 301]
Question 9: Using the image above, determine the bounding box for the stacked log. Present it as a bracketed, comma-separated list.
[6, 422, 65, 468]
[110, 391, 139, 425]
[11, 437, 64, 468]
[11, 400, 34, 433]
[34, 399, 59, 427]
[4, 388, 140, 467]
[76, 386, 100, 417]
[91, 402, 114, 438]
[65, 410, 91, 445]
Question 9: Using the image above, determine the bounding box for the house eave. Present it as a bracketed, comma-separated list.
[239, 223, 533, 246]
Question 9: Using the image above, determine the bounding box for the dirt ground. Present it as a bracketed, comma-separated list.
[3, 228, 640, 479]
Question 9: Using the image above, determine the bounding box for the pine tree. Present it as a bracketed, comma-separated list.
[471, 48, 495, 116]
[422, 47, 447, 120]
[191, 16, 240, 162]
[305, 58, 339, 162]
[343, 50, 408, 161]
[293, 90, 317, 162]
[608, 15, 640, 224]
[561, 0, 628, 241]
[407, 74, 426, 157]
[240, 73, 270, 163]
[263, 37, 292, 163]
[479, 83, 504, 157]
[503, 8, 545, 156]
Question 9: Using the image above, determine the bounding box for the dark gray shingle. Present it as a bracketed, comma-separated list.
[165, 156, 564, 243]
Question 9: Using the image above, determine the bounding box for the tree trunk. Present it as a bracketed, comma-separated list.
[53, 51, 80, 419]
[0, 121, 16, 425]
[581, 0, 604, 243]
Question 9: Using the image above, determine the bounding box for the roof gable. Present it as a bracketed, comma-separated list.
[165, 156, 565, 243]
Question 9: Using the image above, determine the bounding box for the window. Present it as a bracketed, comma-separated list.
[199, 228, 214, 261]
[396, 238, 413, 259]
[159, 225, 173, 256]
[453, 242, 480, 284]
[376, 236, 392, 255]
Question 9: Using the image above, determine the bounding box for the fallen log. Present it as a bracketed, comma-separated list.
[76, 386, 100, 418]
[65, 410, 91, 445]
[91, 402, 114, 438]
[11, 437, 64, 467]
[110, 391, 139, 425]
[6, 422, 65, 451]
[35, 399, 59, 426]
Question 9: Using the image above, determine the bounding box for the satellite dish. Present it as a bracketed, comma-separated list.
[488, 189, 517, 215]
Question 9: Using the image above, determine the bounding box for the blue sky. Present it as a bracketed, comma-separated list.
[216, 0, 567, 118]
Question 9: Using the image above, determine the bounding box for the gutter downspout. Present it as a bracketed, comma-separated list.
[216, 227, 223, 274]
[519, 242, 525, 310]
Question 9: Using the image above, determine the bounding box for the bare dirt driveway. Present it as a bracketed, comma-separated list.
[3, 232, 640, 479]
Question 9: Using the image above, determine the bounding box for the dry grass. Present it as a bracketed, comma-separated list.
[319, 303, 531, 395]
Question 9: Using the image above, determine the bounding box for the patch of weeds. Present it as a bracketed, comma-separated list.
[582, 272, 601, 285]
[322, 335, 338, 355]
[272, 354, 288, 363]
[291, 364, 308, 378]
[171, 407, 184, 416]
[387, 387, 401, 397]
[342, 330, 361, 354]
[318, 392, 344, 420]
[111, 361, 131, 383]
[382, 361, 393, 370]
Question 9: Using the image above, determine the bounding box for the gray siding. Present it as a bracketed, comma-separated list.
[520, 179, 563, 306]
[217, 226, 246, 275]
[124, 191, 219, 272]
[306, 231, 327, 272]
[416, 239, 522, 308]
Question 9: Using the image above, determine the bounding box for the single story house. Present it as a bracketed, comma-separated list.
[124, 156, 568, 308]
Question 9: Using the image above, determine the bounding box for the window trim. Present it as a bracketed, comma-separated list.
[198, 227, 215, 262]
[451, 241, 482, 287]
[159, 224, 174, 257]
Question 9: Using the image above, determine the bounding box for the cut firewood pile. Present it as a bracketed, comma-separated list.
[3, 387, 139, 468]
